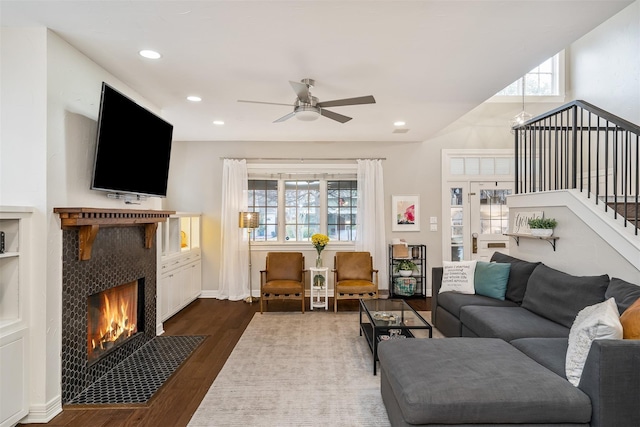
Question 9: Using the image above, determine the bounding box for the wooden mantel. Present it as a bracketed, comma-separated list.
[54, 207, 175, 261]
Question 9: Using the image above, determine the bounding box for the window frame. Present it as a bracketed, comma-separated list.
[246, 163, 358, 250]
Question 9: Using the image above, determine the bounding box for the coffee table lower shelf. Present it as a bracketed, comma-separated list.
[359, 298, 431, 375]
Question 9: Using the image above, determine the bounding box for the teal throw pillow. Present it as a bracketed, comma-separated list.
[474, 261, 511, 300]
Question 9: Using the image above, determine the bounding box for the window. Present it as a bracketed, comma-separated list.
[247, 180, 278, 241]
[495, 52, 563, 97]
[327, 180, 357, 241]
[248, 177, 357, 243]
[285, 180, 320, 241]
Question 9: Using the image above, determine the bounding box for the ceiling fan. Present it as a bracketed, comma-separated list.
[238, 78, 376, 123]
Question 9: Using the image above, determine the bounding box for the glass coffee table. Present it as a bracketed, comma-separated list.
[359, 298, 432, 375]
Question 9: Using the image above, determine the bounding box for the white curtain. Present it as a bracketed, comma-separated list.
[356, 159, 388, 289]
[218, 159, 249, 300]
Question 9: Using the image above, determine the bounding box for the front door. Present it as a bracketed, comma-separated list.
[469, 181, 513, 261]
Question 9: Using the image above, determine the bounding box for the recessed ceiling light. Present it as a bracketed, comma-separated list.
[394, 121, 406, 127]
[139, 49, 161, 59]
[187, 96, 202, 102]
[213, 120, 225, 126]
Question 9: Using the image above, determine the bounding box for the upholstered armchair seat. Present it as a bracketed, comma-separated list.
[333, 251, 378, 312]
[262, 280, 304, 295]
[334, 280, 378, 295]
[260, 252, 306, 313]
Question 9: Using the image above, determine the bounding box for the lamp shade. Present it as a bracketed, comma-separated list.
[239, 211, 259, 228]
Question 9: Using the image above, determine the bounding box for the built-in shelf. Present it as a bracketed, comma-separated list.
[504, 233, 559, 251]
[54, 207, 175, 260]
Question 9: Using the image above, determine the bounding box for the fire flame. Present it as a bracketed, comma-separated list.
[87, 280, 138, 362]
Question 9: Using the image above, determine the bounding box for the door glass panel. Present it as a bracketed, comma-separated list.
[478, 189, 511, 234]
[450, 188, 464, 261]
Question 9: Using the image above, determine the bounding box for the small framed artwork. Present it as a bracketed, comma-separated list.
[392, 195, 420, 232]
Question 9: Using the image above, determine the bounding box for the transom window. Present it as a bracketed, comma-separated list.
[495, 52, 562, 97]
[248, 177, 357, 243]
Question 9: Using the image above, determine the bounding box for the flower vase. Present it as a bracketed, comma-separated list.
[316, 255, 323, 268]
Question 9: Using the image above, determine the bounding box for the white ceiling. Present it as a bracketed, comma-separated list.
[0, 0, 633, 142]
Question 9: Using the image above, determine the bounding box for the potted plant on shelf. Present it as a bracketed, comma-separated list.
[394, 259, 418, 277]
[528, 217, 557, 237]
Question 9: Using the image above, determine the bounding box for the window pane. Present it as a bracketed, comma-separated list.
[285, 180, 320, 241]
[327, 180, 357, 241]
[248, 180, 278, 242]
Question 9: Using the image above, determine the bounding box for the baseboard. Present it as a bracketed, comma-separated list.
[21, 395, 62, 424]
[199, 290, 219, 298]
[156, 321, 165, 336]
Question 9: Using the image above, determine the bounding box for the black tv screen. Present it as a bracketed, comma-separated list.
[91, 82, 173, 197]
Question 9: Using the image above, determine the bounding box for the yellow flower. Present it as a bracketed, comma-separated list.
[311, 233, 329, 253]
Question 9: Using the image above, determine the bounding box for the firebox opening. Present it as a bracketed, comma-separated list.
[87, 278, 145, 365]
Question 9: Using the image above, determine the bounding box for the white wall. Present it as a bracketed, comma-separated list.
[166, 106, 537, 296]
[568, 0, 640, 124]
[1, 28, 169, 423]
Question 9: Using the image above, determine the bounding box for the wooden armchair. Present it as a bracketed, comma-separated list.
[333, 251, 378, 312]
[260, 252, 306, 314]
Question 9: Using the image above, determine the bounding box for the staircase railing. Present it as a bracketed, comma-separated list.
[514, 100, 639, 234]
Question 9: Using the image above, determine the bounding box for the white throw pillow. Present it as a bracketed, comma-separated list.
[565, 297, 623, 387]
[439, 260, 477, 295]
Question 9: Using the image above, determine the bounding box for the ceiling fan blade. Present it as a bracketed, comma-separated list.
[289, 81, 311, 104]
[320, 109, 352, 123]
[273, 111, 296, 123]
[317, 95, 376, 108]
[238, 100, 294, 107]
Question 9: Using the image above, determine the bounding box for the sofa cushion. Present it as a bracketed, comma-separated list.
[474, 261, 510, 300]
[460, 306, 570, 341]
[566, 298, 622, 386]
[510, 337, 569, 378]
[438, 291, 517, 319]
[490, 252, 540, 304]
[620, 297, 640, 339]
[378, 338, 592, 425]
[439, 260, 476, 294]
[605, 277, 640, 314]
[521, 264, 609, 328]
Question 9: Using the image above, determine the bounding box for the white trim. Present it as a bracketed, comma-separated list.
[21, 395, 62, 425]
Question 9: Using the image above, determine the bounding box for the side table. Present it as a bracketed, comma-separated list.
[309, 267, 329, 310]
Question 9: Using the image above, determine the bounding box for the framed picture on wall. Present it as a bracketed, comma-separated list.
[392, 195, 420, 231]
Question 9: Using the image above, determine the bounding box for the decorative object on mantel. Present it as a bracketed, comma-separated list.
[311, 233, 329, 268]
[54, 207, 174, 261]
[527, 217, 557, 237]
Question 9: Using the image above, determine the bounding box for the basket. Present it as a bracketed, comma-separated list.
[394, 277, 416, 296]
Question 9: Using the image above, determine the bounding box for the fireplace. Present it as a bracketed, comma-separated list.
[87, 279, 144, 364]
[60, 226, 158, 403]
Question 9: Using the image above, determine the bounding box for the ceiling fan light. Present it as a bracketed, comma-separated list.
[295, 105, 320, 121]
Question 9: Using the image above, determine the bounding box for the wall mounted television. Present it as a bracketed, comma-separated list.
[91, 82, 173, 198]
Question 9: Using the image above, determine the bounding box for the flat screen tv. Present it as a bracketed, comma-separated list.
[91, 82, 173, 198]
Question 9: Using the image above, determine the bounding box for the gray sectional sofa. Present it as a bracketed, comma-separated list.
[378, 253, 640, 426]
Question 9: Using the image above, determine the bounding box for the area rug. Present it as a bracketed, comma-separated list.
[69, 335, 205, 405]
[188, 311, 438, 427]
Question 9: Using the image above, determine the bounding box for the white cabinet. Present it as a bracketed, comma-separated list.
[0, 207, 32, 427]
[159, 213, 202, 322]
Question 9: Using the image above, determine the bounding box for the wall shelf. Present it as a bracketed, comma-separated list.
[504, 233, 559, 251]
[54, 207, 174, 260]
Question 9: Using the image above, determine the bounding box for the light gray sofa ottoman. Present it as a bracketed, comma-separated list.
[378, 338, 592, 426]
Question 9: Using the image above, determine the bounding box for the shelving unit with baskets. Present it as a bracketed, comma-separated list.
[388, 244, 426, 298]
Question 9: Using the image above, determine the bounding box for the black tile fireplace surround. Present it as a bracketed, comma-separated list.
[61, 226, 157, 404]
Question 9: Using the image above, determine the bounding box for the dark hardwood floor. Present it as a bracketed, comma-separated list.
[31, 297, 429, 427]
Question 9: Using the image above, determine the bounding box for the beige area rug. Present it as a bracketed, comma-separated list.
[188, 310, 439, 427]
